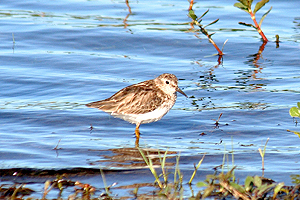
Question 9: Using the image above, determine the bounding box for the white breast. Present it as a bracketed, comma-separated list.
[111, 103, 173, 125]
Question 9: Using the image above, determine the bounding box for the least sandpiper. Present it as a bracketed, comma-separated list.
[86, 73, 187, 138]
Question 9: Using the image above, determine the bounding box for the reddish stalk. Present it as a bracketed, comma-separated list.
[200, 26, 223, 56]
[189, 9, 224, 56]
[249, 8, 268, 42]
[208, 37, 224, 56]
[193, 20, 223, 56]
[188, 0, 194, 11]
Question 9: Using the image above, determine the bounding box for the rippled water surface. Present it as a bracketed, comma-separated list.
[1, 0, 300, 198]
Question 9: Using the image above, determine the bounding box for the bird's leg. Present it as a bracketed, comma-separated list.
[135, 123, 141, 138]
[135, 137, 139, 148]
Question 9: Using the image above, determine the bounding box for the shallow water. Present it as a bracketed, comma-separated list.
[1, 0, 300, 198]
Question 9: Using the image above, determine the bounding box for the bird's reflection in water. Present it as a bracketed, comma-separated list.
[135, 137, 139, 148]
[88, 144, 177, 169]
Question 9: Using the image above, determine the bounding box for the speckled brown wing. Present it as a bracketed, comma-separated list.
[86, 80, 166, 115]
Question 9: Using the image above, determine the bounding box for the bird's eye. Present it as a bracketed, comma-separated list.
[165, 81, 169, 84]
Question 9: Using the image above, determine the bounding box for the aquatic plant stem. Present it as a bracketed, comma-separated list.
[100, 168, 110, 195]
[258, 138, 269, 176]
[193, 20, 224, 56]
[188, 0, 194, 11]
[234, 0, 272, 42]
[174, 153, 182, 185]
[249, 8, 268, 42]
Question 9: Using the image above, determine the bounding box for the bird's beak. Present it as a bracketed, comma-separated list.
[176, 87, 188, 98]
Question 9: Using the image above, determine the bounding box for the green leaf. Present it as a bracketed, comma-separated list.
[273, 182, 285, 199]
[196, 181, 208, 187]
[237, 0, 252, 7]
[257, 183, 276, 196]
[297, 102, 300, 109]
[230, 182, 246, 193]
[289, 107, 300, 117]
[202, 185, 215, 199]
[198, 9, 209, 20]
[188, 10, 197, 21]
[234, 2, 249, 12]
[254, 0, 270, 14]
[203, 18, 219, 28]
[238, 22, 256, 29]
[258, 6, 272, 27]
[244, 176, 253, 191]
[224, 168, 235, 180]
[253, 176, 262, 187]
[206, 174, 217, 180]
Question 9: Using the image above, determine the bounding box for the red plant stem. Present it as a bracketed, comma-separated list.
[193, 19, 223, 55]
[197, 23, 223, 56]
[188, 0, 194, 11]
[206, 33, 223, 55]
[249, 9, 268, 42]
[211, 40, 223, 55]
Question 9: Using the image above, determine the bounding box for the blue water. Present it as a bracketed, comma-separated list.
[1, 0, 300, 198]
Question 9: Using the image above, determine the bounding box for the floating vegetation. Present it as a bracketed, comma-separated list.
[289, 102, 300, 118]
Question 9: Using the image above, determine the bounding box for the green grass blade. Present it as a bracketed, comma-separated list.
[138, 148, 163, 188]
[160, 149, 168, 183]
[262, 138, 269, 156]
[138, 148, 150, 166]
[174, 153, 181, 184]
[100, 169, 110, 195]
[188, 154, 205, 184]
